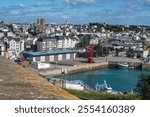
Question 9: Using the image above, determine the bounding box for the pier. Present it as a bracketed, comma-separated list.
[39, 57, 145, 77]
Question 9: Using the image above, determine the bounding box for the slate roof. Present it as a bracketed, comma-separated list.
[23, 49, 77, 57]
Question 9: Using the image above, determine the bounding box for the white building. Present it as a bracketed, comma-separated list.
[23, 49, 77, 62]
[145, 38, 150, 45]
[0, 32, 4, 38]
[37, 36, 57, 51]
[32, 62, 50, 69]
[0, 43, 5, 56]
[143, 50, 149, 59]
[56, 36, 80, 49]
[8, 38, 24, 52]
[37, 36, 80, 51]
[1, 36, 24, 53]
[7, 32, 15, 37]
[65, 81, 84, 91]
[80, 34, 99, 45]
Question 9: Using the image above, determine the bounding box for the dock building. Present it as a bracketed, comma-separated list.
[23, 49, 77, 62]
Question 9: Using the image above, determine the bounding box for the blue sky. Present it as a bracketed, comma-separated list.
[0, 0, 150, 25]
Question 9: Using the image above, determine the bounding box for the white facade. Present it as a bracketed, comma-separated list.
[66, 54, 70, 59]
[50, 55, 54, 62]
[90, 38, 99, 45]
[32, 62, 50, 69]
[8, 39, 24, 52]
[143, 50, 149, 59]
[0, 32, 4, 38]
[56, 39, 63, 49]
[57, 37, 79, 49]
[37, 40, 56, 51]
[7, 32, 15, 37]
[25, 52, 76, 62]
[40, 56, 45, 62]
[65, 83, 84, 91]
[58, 54, 62, 61]
[0, 43, 5, 56]
[145, 38, 150, 45]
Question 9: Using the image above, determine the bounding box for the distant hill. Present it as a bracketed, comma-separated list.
[0, 57, 78, 100]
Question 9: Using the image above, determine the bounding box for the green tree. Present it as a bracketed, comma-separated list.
[75, 42, 86, 48]
[94, 44, 103, 51]
[136, 74, 150, 100]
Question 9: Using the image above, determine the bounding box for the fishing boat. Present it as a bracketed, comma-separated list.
[117, 62, 129, 68]
[95, 80, 112, 93]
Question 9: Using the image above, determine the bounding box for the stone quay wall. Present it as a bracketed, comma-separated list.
[39, 62, 108, 77]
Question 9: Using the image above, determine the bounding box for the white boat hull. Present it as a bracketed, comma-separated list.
[95, 80, 112, 93]
[118, 63, 129, 68]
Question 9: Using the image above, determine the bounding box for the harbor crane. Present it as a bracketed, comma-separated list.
[88, 46, 95, 63]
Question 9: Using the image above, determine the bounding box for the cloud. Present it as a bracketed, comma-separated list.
[61, 15, 70, 19]
[31, 3, 51, 7]
[0, 4, 27, 11]
[0, 0, 150, 25]
[64, 0, 96, 5]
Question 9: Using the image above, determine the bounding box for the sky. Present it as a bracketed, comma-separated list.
[0, 0, 150, 25]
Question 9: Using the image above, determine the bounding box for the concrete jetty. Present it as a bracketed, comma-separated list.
[39, 62, 108, 77]
[38, 57, 148, 77]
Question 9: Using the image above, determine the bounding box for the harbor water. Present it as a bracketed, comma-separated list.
[58, 68, 150, 92]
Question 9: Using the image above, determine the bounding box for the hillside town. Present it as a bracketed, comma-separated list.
[0, 18, 150, 101]
[0, 19, 150, 63]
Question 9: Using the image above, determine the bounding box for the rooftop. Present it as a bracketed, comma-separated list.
[23, 49, 77, 56]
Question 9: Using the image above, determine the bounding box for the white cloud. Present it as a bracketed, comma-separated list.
[62, 15, 70, 19]
[64, 0, 96, 5]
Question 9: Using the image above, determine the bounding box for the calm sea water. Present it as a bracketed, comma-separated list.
[58, 68, 150, 92]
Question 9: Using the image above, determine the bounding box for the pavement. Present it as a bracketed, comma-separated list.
[53, 57, 142, 67]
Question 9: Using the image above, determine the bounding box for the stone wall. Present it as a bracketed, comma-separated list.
[108, 61, 142, 69]
[67, 62, 108, 74]
[142, 63, 150, 70]
[39, 62, 108, 77]
[39, 68, 62, 77]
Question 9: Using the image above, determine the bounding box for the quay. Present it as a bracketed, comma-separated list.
[39, 61, 108, 77]
[39, 57, 144, 77]
[142, 63, 150, 70]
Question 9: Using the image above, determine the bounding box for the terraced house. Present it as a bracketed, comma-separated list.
[0, 36, 25, 53]
[37, 36, 57, 51]
[37, 36, 80, 51]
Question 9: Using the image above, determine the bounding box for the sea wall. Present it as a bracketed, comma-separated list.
[108, 61, 142, 69]
[39, 62, 108, 77]
[39, 68, 62, 77]
[67, 62, 108, 74]
[142, 63, 150, 70]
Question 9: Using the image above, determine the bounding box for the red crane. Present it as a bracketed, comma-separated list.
[88, 47, 95, 63]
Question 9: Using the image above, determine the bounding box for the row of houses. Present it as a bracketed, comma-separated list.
[37, 36, 80, 51]
[33, 34, 103, 52]
[0, 33, 102, 54]
[0, 32, 149, 62]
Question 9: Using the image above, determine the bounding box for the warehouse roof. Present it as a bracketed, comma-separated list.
[23, 49, 77, 57]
